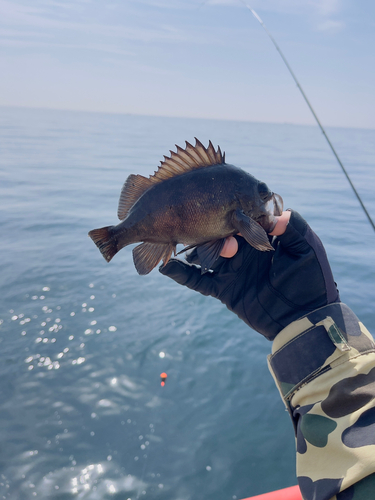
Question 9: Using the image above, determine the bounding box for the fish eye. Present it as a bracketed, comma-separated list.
[258, 181, 271, 201]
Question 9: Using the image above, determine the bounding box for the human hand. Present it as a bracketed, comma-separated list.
[219, 211, 292, 258]
[160, 211, 339, 340]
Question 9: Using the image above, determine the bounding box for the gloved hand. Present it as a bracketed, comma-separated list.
[160, 210, 340, 340]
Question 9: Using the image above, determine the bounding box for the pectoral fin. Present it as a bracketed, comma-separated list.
[133, 242, 174, 275]
[232, 210, 274, 251]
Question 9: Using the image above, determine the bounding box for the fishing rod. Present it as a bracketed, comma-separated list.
[241, 2, 375, 233]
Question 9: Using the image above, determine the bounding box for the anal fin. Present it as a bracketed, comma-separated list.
[232, 209, 274, 251]
[133, 242, 175, 275]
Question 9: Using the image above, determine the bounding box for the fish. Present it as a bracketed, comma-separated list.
[88, 138, 283, 275]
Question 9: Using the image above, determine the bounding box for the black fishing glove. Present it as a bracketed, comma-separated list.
[160, 210, 340, 340]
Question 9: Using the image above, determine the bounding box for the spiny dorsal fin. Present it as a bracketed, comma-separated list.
[150, 138, 225, 184]
[117, 139, 225, 220]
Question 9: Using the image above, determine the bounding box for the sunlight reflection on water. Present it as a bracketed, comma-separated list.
[38, 461, 147, 499]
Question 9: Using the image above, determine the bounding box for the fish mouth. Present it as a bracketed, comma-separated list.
[257, 182, 283, 216]
[262, 192, 283, 217]
[271, 192, 283, 216]
[257, 192, 284, 233]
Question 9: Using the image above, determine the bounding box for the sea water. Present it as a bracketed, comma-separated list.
[0, 106, 374, 500]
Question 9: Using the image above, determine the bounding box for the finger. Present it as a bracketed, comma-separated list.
[220, 236, 239, 258]
[269, 211, 291, 236]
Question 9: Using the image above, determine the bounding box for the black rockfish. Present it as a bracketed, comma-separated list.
[89, 139, 283, 275]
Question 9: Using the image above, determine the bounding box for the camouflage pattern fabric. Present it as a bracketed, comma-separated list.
[267, 303, 375, 500]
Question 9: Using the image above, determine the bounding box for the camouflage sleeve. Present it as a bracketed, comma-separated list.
[268, 302, 375, 500]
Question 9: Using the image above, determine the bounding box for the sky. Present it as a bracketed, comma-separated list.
[1, 0, 375, 128]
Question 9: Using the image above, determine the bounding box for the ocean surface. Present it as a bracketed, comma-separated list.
[0, 106, 374, 500]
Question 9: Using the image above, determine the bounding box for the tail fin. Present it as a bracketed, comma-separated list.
[88, 226, 118, 262]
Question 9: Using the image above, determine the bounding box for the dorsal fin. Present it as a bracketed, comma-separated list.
[117, 139, 225, 220]
[118, 174, 153, 220]
[150, 138, 225, 184]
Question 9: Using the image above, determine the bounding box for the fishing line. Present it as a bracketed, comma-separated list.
[239, 1, 375, 232]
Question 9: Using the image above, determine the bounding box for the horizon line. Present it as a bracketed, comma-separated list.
[1, 104, 374, 132]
